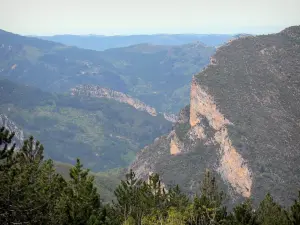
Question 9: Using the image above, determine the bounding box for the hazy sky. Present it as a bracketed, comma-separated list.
[0, 0, 299, 35]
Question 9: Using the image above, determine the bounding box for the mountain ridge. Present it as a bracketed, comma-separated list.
[71, 85, 178, 122]
[130, 25, 300, 206]
[36, 33, 234, 51]
[0, 28, 215, 113]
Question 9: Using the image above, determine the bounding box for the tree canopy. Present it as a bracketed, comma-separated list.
[0, 127, 299, 225]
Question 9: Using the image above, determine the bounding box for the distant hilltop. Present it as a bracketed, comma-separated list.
[71, 85, 178, 122]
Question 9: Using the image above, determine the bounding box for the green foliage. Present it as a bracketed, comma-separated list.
[0, 129, 300, 225]
[113, 169, 147, 224]
[186, 169, 228, 225]
[290, 192, 300, 224]
[175, 122, 191, 141]
[54, 159, 101, 225]
[165, 207, 187, 225]
[0, 130, 105, 225]
[227, 199, 258, 225]
[123, 216, 136, 225]
[0, 79, 171, 171]
[0, 126, 15, 171]
[54, 161, 123, 203]
[256, 193, 290, 225]
[168, 185, 189, 210]
[0, 134, 65, 224]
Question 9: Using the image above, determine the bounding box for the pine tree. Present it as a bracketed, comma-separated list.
[256, 193, 290, 225]
[290, 191, 300, 225]
[99, 204, 120, 225]
[168, 185, 189, 210]
[3, 127, 300, 225]
[187, 169, 227, 225]
[227, 199, 258, 225]
[143, 173, 169, 223]
[147, 173, 168, 209]
[0, 127, 15, 223]
[0, 135, 65, 225]
[54, 158, 101, 225]
[18, 135, 44, 163]
[113, 169, 144, 224]
[0, 126, 15, 166]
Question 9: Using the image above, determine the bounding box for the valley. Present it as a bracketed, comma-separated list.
[0, 79, 171, 171]
[1, 25, 300, 218]
[1, 0, 300, 222]
[0, 30, 230, 205]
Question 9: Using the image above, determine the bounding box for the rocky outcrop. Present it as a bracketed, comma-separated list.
[0, 114, 24, 148]
[169, 131, 184, 155]
[130, 134, 171, 180]
[11, 64, 17, 70]
[189, 78, 252, 197]
[176, 105, 190, 124]
[71, 85, 178, 122]
[190, 78, 231, 129]
[130, 25, 300, 206]
[71, 85, 157, 116]
[214, 128, 252, 198]
[163, 113, 178, 123]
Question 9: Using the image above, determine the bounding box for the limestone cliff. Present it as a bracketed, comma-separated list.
[190, 78, 252, 197]
[71, 85, 157, 116]
[130, 25, 300, 206]
[71, 85, 177, 122]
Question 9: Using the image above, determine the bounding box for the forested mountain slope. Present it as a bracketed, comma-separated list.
[0, 79, 171, 171]
[130, 26, 300, 206]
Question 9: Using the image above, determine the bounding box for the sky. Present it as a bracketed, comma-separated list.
[0, 0, 299, 35]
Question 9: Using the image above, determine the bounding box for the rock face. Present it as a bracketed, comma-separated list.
[71, 85, 157, 116]
[190, 78, 252, 198]
[71, 85, 178, 122]
[163, 113, 178, 123]
[130, 26, 300, 206]
[0, 114, 24, 148]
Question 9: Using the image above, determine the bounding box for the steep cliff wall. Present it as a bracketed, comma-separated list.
[130, 26, 300, 206]
[189, 78, 252, 197]
[190, 78, 230, 129]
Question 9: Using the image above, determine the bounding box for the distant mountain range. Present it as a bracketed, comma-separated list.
[35, 34, 234, 51]
[0, 29, 216, 113]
